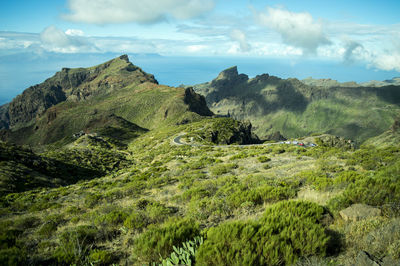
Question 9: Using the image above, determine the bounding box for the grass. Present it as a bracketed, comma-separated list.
[1, 117, 400, 265]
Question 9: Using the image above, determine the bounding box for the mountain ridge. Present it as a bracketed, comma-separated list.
[193, 66, 400, 143]
[0, 55, 213, 147]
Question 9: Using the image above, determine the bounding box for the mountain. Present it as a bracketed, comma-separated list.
[361, 77, 400, 87]
[302, 76, 400, 88]
[0, 55, 212, 147]
[193, 66, 400, 143]
[364, 117, 400, 147]
[1, 56, 400, 266]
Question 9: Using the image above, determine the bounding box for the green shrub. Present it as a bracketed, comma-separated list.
[89, 249, 114, 265]
[0, 247, 26, 266]
[84, 193, 103, 208]
[94, 209, 128, 227]
[328, 162, 400, 211]
[14, 215, 41, 230]
[37, 221, 58, 237]
[146, 202, 173, 223]
[210, 163, 238, 176]
[132, 218, 200, 264]
[53, 225, 98, 264]
[196, 201, 330, 266]
[186, 197, 232, 221]
[257, 156, 271, 163]
[196, 221, 261, 266]
[227, 183, 297, 208]
[124, 211, 148, 231]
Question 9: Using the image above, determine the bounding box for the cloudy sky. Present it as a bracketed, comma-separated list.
[0, 0, 400, 83]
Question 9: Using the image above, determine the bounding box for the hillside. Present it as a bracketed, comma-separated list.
[193, 66, 400, 143]
[0, 55, 212, 147]
[1, 57, 400, 266]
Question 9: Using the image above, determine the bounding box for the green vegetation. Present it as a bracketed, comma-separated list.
[1, 57, 400, 265]
[2, 116, 399, 265]
[196, 201, 330, 265]
[193, 66, 400, 142]
[161, 236, 203, 265]
[132, 218, 200, 264]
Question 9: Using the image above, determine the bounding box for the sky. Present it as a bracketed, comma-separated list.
[0, 0, 400, 100]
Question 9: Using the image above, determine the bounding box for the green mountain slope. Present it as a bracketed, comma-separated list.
[0, 141, 102, 194]
[0, 55, 212, 147]
[193, 66, 400, 143]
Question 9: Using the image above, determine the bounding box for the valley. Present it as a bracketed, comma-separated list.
[0, 56, 399, 265]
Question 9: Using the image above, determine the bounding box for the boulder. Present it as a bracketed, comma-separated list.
[354, 251, 380, 266]
[339, 203, 381, 222]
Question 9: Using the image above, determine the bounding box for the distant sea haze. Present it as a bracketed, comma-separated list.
[0, 53, 398, 105]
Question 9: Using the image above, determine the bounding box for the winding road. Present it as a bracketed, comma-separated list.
[171, 133, 316, 148]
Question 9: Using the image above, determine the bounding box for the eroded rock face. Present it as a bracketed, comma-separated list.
[391, 118, 400, 132]
[201, 118, 260, 145]
[184, 87, 213, 117]
[8, 84, 66, 128]
[266, 131, 287, 141]
[339, 203, 381, 222]
[316, 134, 355, 150]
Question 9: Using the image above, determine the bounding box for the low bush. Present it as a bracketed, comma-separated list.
[210, 163, 238, 176]
[257, 156, 271, 163]
[53, 225, 98, 264]
[132, 218, 199, 264]
[94, 209, 129, 227]
[227, 184, 296, 208]
[124, 211, 148, 231]
[0, 246, 26, 266]
[89, 249, 114, 265]
[196, 201, 330, 266]
[328, 162, 400, 211]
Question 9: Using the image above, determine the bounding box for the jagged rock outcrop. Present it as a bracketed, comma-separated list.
[198, 118, 260, 145]
[184, 87, 213, 117]
[266, 131, 287, 141]
[315, 134, 355, 149]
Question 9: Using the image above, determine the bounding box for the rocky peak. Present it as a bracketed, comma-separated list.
[208, 66, 249, 100]
[215, 66, 239, 80]
[213, 66, 248, 84]
[119, 54, 130, 62]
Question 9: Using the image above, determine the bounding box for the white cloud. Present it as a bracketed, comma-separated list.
[373, 53, 400, 72]
[63, 0, 215, 24]
[186, 44, 207, 53]
[255, 7, 330, 54]
[65, 29, 84, 36]
[40, 26, 96, 53]
[230, 29, 250, 52]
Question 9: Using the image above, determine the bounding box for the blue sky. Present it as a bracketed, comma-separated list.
[0, 0, 400, 86]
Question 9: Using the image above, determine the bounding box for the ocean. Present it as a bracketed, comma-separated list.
[0, 53, 398, 105]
